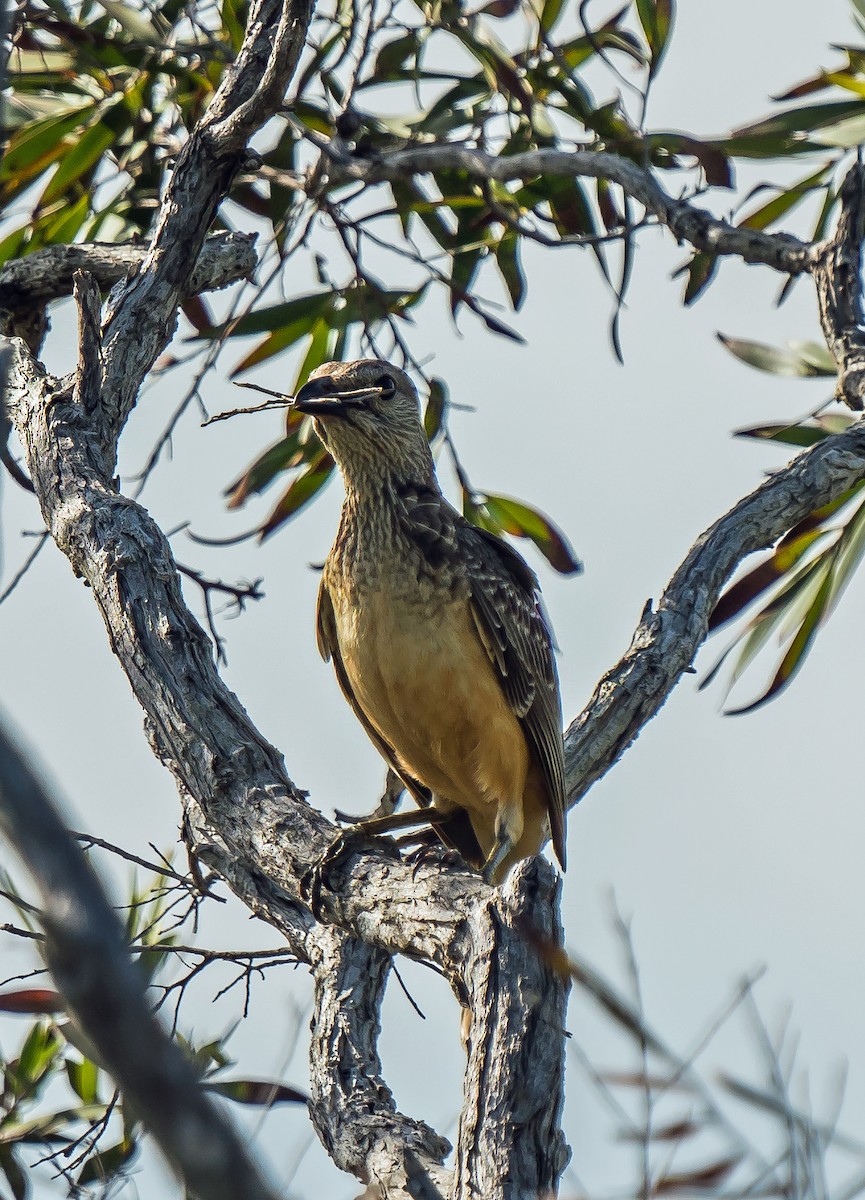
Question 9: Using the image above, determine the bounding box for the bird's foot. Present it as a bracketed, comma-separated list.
[404, 837, 466, 873]
[301, 824, 401, 921]
[481, 830, 515, 886]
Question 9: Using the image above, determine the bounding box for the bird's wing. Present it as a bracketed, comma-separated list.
[459, 524, 567, 870]
[316, 575, 485, 865]
[395, 484, 566, 868]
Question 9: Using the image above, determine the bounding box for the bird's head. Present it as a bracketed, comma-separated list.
[293, 359, 433, 486]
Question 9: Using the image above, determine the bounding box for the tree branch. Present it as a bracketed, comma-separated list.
[0, 715, 280, 1200]
[564, 414, 865, 805]
[0, 232, 257, 313]
[309, 927, 452, 1198]
[813, 162, 865, 410]
[318, 142, 816, 274]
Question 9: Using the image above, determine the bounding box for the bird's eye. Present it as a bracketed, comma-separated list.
[375, 374, 396, 399]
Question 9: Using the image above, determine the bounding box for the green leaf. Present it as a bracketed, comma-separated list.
[717, 98, 864, 157]
[733, 415, 854, 447]
[226, 428, 308, 508]
[0, 104, 96, 203]
[480, 494, 582, 574]
[680, 251, 718, 305]
[205, 1078, 308, 1105]
[825, 493, 865, 612]
[374, 32, 419, 76]
[12, 1021, 62, 1093]
[41, 192, 89, 244]
[726, 560, 834, 714]
[40, 117, 117, 204]
[65, 1057, 100, 1105]
[812, 112, 865, 147]
[717, 333, 834, 377]
[208, 291, 334, 339]
[259, 453, 335, 539]
[546, 176, 597, 237]
[449, 245, 484, 316]
[424, 377, 448, 441]
[495, 231, 526, 309]
[636, 0, 675, 74]
[0, 1146, 27, 1200]
[540, 0, 567, 33]
[738, 166, 831, 231]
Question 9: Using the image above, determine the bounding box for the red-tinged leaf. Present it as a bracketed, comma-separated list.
[206, 1078, 309, 1106]
[0, 989, 64, 1014]
[648, 132, 731, 187]
[181, 295, 214, 335]
[679, 251, 718, 305]
[618, 1117, 701, 1142]
[424, 377, 448, 440]
[772, 73, 832, 102]
[226, 433, 309, 509]
[778, 483, 863, 542]
[726, 563, 834, 715]
[482, 493, 582, 574]
[596, 178, 624, 231]
[600, 1071, 696, 1093]
[709, 529, 826, 631]
[702, 557, 828, 697]
[77, 1139, 136, 1186]
[259, 454, 335, 539]
[717, 333, 832, 377]
[655, 1157, 738, 1192]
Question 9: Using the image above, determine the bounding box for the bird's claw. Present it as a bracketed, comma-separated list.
[301, 825, 400, 922]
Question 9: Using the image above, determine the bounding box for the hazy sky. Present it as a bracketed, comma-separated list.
[3, 2, 864, 1196]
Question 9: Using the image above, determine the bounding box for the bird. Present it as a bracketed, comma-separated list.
[293, 359, 566, 884]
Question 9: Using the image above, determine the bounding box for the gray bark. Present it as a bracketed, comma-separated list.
[3, 0, 865, 1189]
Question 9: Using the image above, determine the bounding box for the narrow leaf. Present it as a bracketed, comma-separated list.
[206, 1078, 309, 1105]
[717, 333, 831, 377]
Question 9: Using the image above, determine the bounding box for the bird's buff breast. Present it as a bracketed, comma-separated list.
[331, 586, 526, 812]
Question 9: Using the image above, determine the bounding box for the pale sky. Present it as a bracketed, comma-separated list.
[3, 2, 864, 1196]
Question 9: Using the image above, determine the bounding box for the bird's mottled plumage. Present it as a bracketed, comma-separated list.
[295, 359, 566, 881]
